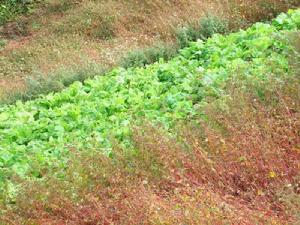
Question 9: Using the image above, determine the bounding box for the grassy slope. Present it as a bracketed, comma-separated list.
[0, 0, 213, 98]
[0, 0, 299, 102]
[0, 9, 300, 224]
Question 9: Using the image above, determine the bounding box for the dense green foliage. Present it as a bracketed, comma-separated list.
[0, 9, 299, 200]
[0, 0, 35, 25]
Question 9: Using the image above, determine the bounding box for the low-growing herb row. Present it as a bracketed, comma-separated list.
[0, 9, 299, 199]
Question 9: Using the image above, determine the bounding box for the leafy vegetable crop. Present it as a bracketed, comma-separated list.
[0, 9, 299, 198]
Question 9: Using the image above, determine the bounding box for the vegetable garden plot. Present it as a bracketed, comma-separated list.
[0, 9, 299, 198]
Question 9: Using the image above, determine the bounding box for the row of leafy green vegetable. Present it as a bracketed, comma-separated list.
[0, 9, 299, 199]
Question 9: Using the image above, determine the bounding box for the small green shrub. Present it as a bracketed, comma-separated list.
[0, 39, 7, 49]
[199, 15, 229, 39]
[90, 16, 116, 40]
[176, 25, 200, 49]
[120, 42, 178, 68]
[176, 15, 228, 48]
[121, 49, 148, 68]
[0, 0, 36, 25]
